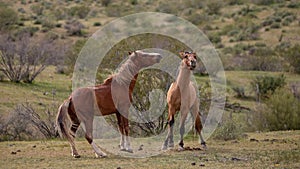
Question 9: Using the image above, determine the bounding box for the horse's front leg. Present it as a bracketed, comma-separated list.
[178, 108, 188, 151]
[162, 107, 175, 150]
[123, 115, 133, 153]
[116, 112, 125, 151]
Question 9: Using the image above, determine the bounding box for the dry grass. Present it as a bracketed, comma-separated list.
[0, 130, 299, 169]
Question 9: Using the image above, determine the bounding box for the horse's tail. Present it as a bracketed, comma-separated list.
[56, 99, 72, 140]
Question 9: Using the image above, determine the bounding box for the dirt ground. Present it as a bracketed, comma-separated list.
[0, 130, 299, 169]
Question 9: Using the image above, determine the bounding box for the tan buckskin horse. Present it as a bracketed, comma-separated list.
[57, 50, 162, 158]
[162, 51, 206, 151]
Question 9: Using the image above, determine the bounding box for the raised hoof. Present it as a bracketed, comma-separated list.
[72, 154, 81, 158]
[178, 146, 184, 151]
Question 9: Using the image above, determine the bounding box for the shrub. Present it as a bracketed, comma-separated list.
[232, 86, 246, 98]
[30, 4, 44, 16]
[263, 89, 300, 131]
[284, 44, 300, 73]
[213, 116, 244, 141]
[270, 22, 281, 29]
[64, 19, 85, 36]
[252, 0, 284, 5]
[0, 6, 18, 30]
[101, 0, 111, 7]
[0, 103, 58, 140]
[208, 32, 221, 44]
[186, 13, 209, 25]
[287, 2, 300, 8]
[156, 2, 178, 15]
[251, 74, 286, 98]
[68, 5, 90, 19]
[65, 39, 87, 74]
[246, 47, 283, 71]
[206, 1, 223, 15]
[93, 22, 101, 26]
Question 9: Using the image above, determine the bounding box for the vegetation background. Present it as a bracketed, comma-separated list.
[0, 0, 299, 168]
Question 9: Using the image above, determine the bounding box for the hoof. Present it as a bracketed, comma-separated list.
[201, 142, 207, 150]
[126, 148, 133, 153]
[120, 148, 133, 153]
[72, 154, 81, 158]
[161, 145, 168, 151]
[95, 153, 107, 158]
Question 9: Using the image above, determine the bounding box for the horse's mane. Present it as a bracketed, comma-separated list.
[103, 57, 138, 86]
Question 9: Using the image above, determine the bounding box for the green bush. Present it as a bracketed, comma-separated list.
[185, 13, 208, 25]
[270, 22, 281, 29]
[68, 5, 90, 19]
[93, 22, 101, 26]
[208, 32, 221, 44]
[252, 0, 284, 5]
[206, 1, 223, 15]
[232, 86, 246, 98]
[264, 89, 300, 131]
[251, 74, 286, 98]
[213, 117, 244, 141]
[0, 6, 18, 30]
[284, 44, 300, 73]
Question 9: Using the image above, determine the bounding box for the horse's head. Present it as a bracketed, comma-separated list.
[179, 51, 197, 70]
[129, 50, 162, 68]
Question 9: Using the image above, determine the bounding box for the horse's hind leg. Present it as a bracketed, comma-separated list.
[69, 114, 81, 158]
[83, 118, 107, 158]
[191, 102, 206, 149]
[178, 108, 188, 151]
[162, 108, 175, 150]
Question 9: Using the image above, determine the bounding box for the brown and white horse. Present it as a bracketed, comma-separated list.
[162, 51, 206, 151]
[57, 50, 162, 158]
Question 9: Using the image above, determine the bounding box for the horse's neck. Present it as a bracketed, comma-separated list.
[115, 59, 140, 85]
[176, 65, 191, 90]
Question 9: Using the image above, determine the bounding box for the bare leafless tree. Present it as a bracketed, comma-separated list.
[0, 33, 66, 83]
[0, 103, 58, 140]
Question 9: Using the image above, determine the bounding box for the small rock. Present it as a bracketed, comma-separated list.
[16, 150, 21, 152]
[191, 162, 196, 166]
[11, 151, 17, 155]
[138, 145, 143, 151]
[116, 167, 121, 169]
[32, 145, 36, 148]
[199, 163, 205, 167]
